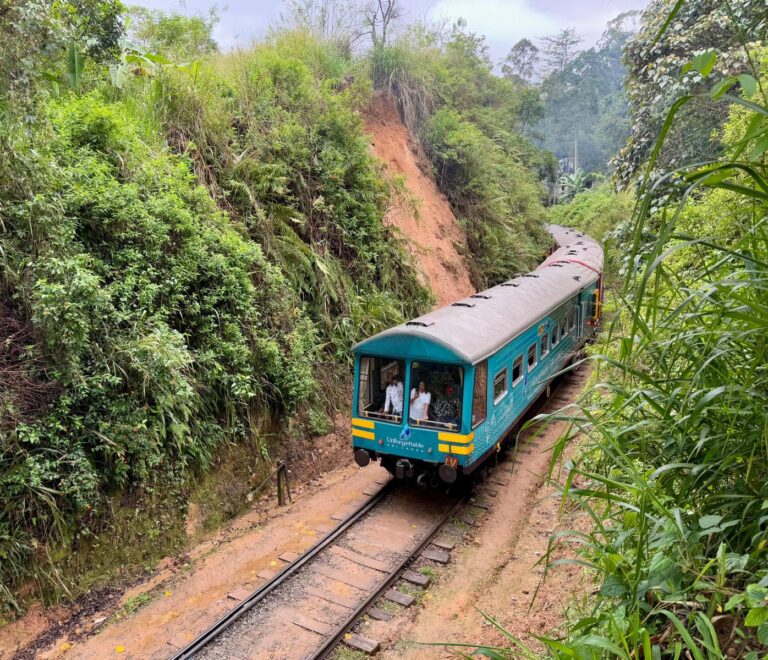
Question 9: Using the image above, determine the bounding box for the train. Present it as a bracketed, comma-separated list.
[350, 225, 604, 486]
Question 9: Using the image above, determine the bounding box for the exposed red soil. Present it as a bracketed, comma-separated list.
[364, 93, 475, 307]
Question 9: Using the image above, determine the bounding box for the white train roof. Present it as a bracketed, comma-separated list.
[354, 225, 604, 365]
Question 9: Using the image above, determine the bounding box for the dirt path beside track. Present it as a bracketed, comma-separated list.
[378, 369, 594, 657]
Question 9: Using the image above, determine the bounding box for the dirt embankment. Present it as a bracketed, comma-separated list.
[364, 94, 474, 307]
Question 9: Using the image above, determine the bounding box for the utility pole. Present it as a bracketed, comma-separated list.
[574, 135, 579, 172]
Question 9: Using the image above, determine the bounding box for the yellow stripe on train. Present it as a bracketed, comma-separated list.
[352, 418, 375, 429]
[352, 428, 375, 440]
[438, 443, 474, 456]
[437, 431, 474, 445]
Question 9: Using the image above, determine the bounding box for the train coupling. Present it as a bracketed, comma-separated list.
[395, 459, 414, 479]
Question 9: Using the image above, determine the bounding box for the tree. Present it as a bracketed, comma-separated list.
[127, 5, 219, 60]
[556, 168, 591, 203]
[537, 13, 638, 174]
[538, 27, 581, 75]
[279, 0, 366, 54]
[501, 38, 539, 84]
[0, 0, 123, 104]
[615, 0, 766, 185]
[363, 0, 402, 47]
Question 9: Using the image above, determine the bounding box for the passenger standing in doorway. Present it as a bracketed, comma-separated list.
[410, 381, 431, 421]
[383, 372, 403, 417]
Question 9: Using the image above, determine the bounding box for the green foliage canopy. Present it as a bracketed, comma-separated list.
[615, 0, 767, 185]
[0, 0, 124, 105]
[538, 13, 638, 174]
[127, 5, 219, 60]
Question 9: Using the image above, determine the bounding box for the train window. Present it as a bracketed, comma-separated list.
[493, 369, 508, 404]
[527, 342, 537, 370]
[512, 356, 523, 386]
[570, 311, 577, 332]
[552, 324, 559, 347]
[409, 361, 464, 430]
[357, 356, 405, 423]
[471, 361, 488, 428]
[541, 332, 550, 357]
[559, 320, 567, 339]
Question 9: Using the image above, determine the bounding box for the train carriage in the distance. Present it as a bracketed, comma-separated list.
[351, 225, 604, 486]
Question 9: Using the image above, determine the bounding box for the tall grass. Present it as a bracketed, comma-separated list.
[527, 49, 768, 660]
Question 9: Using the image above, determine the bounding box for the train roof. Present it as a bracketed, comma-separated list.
[354, 225, 604, 365]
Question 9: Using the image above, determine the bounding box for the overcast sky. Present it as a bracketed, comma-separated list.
[134, 0, 648, 62]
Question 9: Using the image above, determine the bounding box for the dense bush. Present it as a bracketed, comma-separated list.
[531, 50, 768, 658]
[0, 93, 318, 608]
[0, 29, 437, 609]
[147, 32, 431, 359]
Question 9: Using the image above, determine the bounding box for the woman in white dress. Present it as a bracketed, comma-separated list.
[410, 381, 431, 422]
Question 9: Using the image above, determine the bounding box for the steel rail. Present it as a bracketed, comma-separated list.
[169, 479, 395, 660]
[309, 493, 467, 660]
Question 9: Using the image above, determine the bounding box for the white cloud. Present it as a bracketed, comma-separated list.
[427, 0, 558, 45]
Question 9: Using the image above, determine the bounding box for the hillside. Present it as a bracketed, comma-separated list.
[0, 7, 554, 620]
[364, 94, 474, 306]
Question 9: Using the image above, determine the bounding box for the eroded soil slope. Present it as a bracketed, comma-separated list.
[364, 94, 474, 307]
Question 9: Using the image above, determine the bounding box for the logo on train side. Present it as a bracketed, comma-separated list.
[399, 426, 411, 440]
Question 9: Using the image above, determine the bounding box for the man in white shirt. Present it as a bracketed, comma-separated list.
[383, 373, 403, 417]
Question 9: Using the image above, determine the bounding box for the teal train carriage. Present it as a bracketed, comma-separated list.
[351, 225, 604, 485]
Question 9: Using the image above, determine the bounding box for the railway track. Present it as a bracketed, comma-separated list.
[170, 368, 583, 660]
[171, 480, 468, 659]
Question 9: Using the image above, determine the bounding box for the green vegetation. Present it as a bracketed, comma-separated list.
[0, 5, 432, 612]
[111, 591, 153, 622]
[507, 9, 766, 659]
[542, 52, 768, 656]
[0, 1, 554, 615]
[333, 647, 367, 660]
[449, 1, 768, 657]
[127, 5, 220, 60]
[419, 566, 437, 580]
[614, 0, 766, 185]
[148, 32, 431, 361]
[538, 13, 639, 175]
